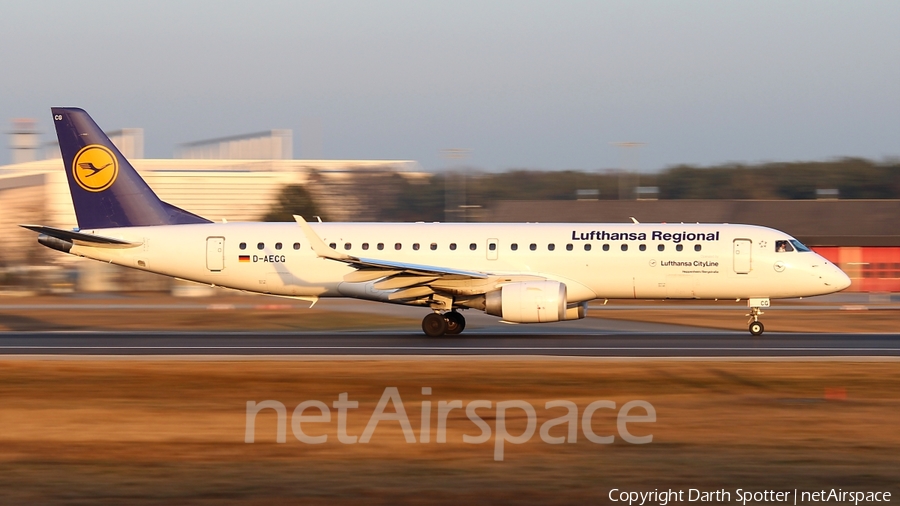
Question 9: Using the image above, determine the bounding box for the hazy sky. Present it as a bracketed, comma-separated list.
[1, 1, 898, 171]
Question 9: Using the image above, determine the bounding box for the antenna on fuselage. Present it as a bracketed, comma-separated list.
[630, 217, 640, 224]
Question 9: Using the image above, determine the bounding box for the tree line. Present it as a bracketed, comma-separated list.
[265, 157, 900, 222]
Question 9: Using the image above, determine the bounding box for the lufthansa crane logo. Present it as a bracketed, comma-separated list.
[72, 144, 119, 192]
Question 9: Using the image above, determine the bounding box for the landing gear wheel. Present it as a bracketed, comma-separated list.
[746, 302, 766, 337]
[422, 313, 448, 337]
[749, 321, 764, 336]
[444, 311, 466, 335]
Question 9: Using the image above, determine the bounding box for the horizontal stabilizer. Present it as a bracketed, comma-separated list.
[20, 225, 140, 247]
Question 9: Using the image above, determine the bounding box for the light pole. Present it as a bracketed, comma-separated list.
[611, 142, 645, 200]
[442, 148, 470, 222]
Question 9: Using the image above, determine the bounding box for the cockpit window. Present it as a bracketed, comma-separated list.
[775, 240, 794, 252]
[789, 239, 811, 252]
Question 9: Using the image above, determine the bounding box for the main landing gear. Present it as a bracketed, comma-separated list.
[746, 298, 769, 336]
[421, 311, 466, 337]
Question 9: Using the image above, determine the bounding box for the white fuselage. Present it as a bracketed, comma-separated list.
[67, 222, 850, 304]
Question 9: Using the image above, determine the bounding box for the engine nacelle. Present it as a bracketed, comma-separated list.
[565, 301, 587, 321]
[485, 281, 567, 323]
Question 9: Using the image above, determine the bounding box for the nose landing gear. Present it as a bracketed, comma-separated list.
[746, 298, 769, 336]
[748, 319, 764, 336]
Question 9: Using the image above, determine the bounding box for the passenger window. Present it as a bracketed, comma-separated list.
[329, 243, 336, 249]
[430, 243, 437, 251]
[275, 242, 282, 250]
[293, 243, 301, 250]
[548, 244, 555, 251]
[676, 244, 683, 252]
[621, 244, 628, 252]
[469, 243, 477, 251]
[450, 243, 457, 251]
[602, 244, 609, 251]
[529, 243, 537, 251]
[344, 243, 352, 250]
[489, 243, 497, 251]
[694, 244, 702, 252]
[566, 244, 573, 251]
[639, 244, 646, 251]
[377, 243, 384, 250]
[584, 244, 592, 251]
[511, 243, 518, 251]
[395, 243, 402, 250]
[775, 240, 794, 253]
[258, 242, 265, 250]
[413, 243, 420, 250]
[362, 243, 369, 250]
[239, 242, 247, 250]
[658, 244, 665, 252]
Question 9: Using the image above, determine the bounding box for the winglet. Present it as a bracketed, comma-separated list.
[293, 215, 351, 261]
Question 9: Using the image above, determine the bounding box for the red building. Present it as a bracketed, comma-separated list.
[813, 247, 900, 292]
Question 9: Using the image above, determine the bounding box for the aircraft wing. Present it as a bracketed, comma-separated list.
[294, 215, 489, 280]
[346, 257, 489, 279]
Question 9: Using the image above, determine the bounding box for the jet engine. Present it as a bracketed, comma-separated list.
[485, 280, 585, 323]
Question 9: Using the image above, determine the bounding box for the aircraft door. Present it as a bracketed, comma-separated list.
[733, 239, 751, 274]
[487, 238, 499, 260]
[206, 237, 225, 272]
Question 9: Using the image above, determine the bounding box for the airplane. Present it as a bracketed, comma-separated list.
[23, 108, 852, 337]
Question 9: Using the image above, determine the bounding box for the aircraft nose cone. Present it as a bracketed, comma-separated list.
[835, 268, 852, 291]
[825, 264, 852, 291]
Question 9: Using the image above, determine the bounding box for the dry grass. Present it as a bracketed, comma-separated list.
[0, 358, 898, 505]
[0, 307, 416, 332]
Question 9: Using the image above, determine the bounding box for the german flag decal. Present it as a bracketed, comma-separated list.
[239, 255, 250, 262]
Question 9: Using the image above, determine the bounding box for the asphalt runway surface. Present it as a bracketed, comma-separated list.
[1, 330, 899, 357]
[2, 295, 899, 357]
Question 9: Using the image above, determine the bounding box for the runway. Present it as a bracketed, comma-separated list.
[1, 330, 899, 357]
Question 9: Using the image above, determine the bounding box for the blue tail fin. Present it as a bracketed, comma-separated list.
[52, 107, 211, 229]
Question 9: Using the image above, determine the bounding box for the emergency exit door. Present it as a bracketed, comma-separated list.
[733, 239, 751, 274]
[206, 237, 224, 271]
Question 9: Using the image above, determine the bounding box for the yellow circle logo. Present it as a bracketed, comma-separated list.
[72, 144, 119, 192]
